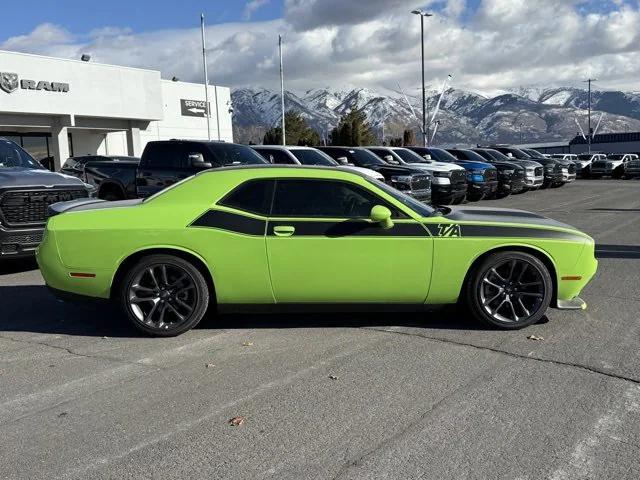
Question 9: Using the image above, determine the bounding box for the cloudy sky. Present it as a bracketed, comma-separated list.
[1, 0, 639, 94]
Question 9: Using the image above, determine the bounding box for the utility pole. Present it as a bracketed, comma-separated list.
[279, 35, 286, 146]
[412, 10, 433, 146]
[200, 13, 211, 141]
[583, 78, 597, 153]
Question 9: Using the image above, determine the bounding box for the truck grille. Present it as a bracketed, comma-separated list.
[567, 164, 576, 174]
[450, 170, 466, 185]
[484, 169, 497, 181]
[0, 188, 87, 227]
[410, 175, 431, 191]
[534, 167, 543, 177]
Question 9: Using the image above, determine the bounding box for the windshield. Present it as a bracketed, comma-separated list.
[393, 149, 427, 164]
[0, 139, 44, 169]
[427, 148, 459, 163]
[524, 149, 544, 158]
[207, 143, 268, 166]
[290, 149, 336, 166]
[366, 177, 434, 217]
[607, 154, 625, 160]
[456, 149, 488, 163]
[483, 149, 511, 162]
[346, 149, 386, 167]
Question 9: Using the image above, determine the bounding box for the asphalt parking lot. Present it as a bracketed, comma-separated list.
[1, 179, 639, 480]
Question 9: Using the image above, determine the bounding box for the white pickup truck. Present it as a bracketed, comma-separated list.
[591, 153, 639, 179]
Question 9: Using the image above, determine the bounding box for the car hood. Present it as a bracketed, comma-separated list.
[341, 165, 384, 179]
[406, 162, 465, 172]
[0, 168, 86, 188]
[452, 160, 493, 170]
[373, 164, 427, 176]
[510, 159, 543, 168]
[439, 206, 584, 234]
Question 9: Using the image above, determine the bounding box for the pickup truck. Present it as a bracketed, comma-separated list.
[70, 140, 268, 200]
[591, 153, 639, 179]
[0, 137, 92, 258]
[490, 146, 564, 188]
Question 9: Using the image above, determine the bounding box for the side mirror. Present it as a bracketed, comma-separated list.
[370, 205, 394, 230]
[336, 156, 350, 165]
[189, 152, 212, 169]
[422, 154, 432, 161]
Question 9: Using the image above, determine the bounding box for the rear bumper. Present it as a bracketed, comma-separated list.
[0, 225, 44, 257]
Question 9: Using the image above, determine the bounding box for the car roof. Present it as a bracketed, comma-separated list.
[194, 164, 370, 181]
[252, 145, 317, 151]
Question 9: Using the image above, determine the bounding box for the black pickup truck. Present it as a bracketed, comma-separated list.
[0, 138, 92, 258]
[72, 140, 268, 200]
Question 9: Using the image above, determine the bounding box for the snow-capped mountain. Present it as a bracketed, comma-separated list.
[231, 86, 640, 145]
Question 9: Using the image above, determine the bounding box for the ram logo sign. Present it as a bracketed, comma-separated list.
[0, 72, 70, 94]
[0, 72, 18, 94]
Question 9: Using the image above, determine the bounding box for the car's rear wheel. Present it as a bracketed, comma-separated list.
[465, 251, 552, 329]
[120, 254, 209, 337]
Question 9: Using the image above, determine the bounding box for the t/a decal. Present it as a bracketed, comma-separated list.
[437, 224, 462, 238]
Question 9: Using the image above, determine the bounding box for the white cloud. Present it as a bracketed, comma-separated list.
[1, 1, 639, 93]
[243, 0, 270, 20]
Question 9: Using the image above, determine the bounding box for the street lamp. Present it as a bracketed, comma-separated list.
[411, 8, 433, 147]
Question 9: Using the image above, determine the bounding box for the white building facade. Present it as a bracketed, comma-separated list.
[0, 50, 233, 169]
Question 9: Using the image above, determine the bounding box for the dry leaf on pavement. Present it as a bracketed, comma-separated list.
[527, 334, 544, 341]
[229, 416, 246, 427]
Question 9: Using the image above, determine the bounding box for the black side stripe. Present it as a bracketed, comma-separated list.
[268, 220, 428, 237]
[423, 223, 586, 241]
[191, 210, 266, 236]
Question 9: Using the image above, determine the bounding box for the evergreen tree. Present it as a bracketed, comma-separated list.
[263, 111, 321, 146]
[330, 110, 377, 146]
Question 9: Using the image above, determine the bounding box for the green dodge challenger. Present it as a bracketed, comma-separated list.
[37, 166, 597, 336]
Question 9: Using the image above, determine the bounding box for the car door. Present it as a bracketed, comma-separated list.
[265, 178, 433, 303]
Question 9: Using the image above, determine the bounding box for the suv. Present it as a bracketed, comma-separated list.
[448, 148, 525, 198]
[523, 148, 576, 184]
[591, 153, 639, 179]
[316, 146, 432, 203]
[251, 145, 385, 182]
[0, 138, 92, 258]
[490, 146, 563, 188]
[473, 148, 543, 191]
[367, 147, 466, 205]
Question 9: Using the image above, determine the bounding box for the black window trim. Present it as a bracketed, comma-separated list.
[217, 177, 409, 220]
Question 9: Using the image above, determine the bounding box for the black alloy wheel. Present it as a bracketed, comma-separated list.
[466, 251, 552, 329]
[120, 254, 210, 336]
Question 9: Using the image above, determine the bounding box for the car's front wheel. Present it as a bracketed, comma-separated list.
[465, 251, 553, 329]
[120, 254, 210, 336]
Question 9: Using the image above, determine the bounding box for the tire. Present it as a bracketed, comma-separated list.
[464, 251, 553, 329]
[119, 254, 210, 337]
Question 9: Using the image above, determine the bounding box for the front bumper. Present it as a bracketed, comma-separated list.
[556, 297, 587, 310]
[562, 172, 577, 182]
[497, 178, 525, 194]
[468, 181, 498, 198]
[432, 184, 467, 202]
[406, 188, 432, 204]
[524, 175, 544, 187]
[0, 225, 44, 257]
[544, 172, 564, 184]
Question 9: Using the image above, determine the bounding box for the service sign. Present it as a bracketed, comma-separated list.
[180, 99, 210, 118]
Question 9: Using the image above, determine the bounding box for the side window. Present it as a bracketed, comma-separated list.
[143, 143, 186, 168]
[269, 150, 297, 165]
[218, 180, 274, 216]
[272, 179, 400, 218]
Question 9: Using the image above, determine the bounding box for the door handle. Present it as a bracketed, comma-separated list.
[273, 225, 295, 237]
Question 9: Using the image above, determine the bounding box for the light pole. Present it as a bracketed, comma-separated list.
[279, 35, 286, 146]
[519, 122, 524, 143]
[583, 78, 597, 153]
[200, 13, 211, 141]
[411, 9, 433, 147]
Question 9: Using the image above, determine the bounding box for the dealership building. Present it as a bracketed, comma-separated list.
[0, 50, 233, 170]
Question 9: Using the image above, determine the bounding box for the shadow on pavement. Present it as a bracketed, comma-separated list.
[0, 257, 39, 275]
[0, 285, 494, 338]
[595, 244, 640, 259]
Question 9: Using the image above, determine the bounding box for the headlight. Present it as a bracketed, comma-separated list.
[390, 175, 412, 190]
